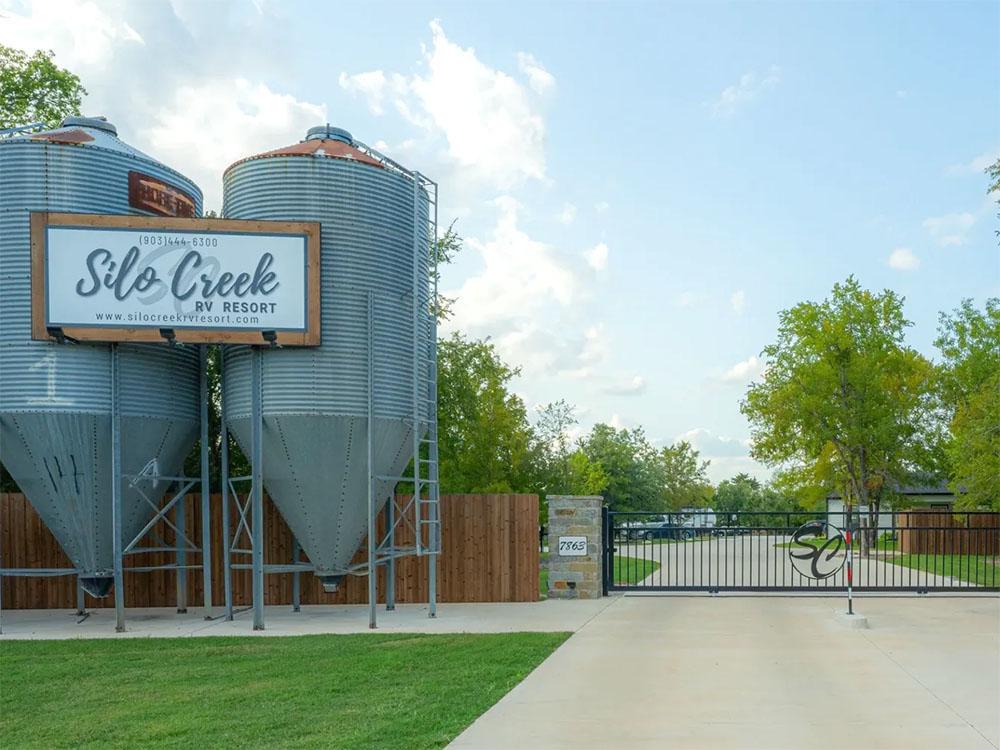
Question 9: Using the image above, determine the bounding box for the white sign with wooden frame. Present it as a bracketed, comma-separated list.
[30, 212, 321, 346]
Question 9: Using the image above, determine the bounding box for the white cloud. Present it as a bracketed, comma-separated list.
[585, 242, 609, 271]
[947, 149, 999, 176]
[1, 0, 320, 213]
[602, 375, 647, 396]
[730, 289, 746, 314]
[557, 202, 577, 225]
[517, 52, 555, 95]
[675, 428, 769, 483]
[0, 0, 144, 68]
[595, 201, 610, 213]
[608, 413, 631, 430]
[709, 66, 781, 118]
[676, 428, 748, 457]
[719, 355, 764, 384]
[338, 70, 388, 115]
[922, 211, 976, 247]
[145, 78, 326, 210]
[675, 291, 701, 308]
[445, 196, 579, 343]
[887, 247, 920, 271]
[340, 21, 550, 190]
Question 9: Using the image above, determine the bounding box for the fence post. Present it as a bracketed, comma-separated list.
[546, 496, 604, 599]
[601, 506, 610, 597]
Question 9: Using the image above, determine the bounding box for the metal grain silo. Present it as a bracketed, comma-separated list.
[0, 117, 203, 597]
[222, 125, 436, 597]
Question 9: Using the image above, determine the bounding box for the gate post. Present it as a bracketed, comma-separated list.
[601, 505, 610, 597]
[546, 496, 604, 599]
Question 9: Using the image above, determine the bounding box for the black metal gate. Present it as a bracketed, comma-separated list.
[603, 510, 1000, 593]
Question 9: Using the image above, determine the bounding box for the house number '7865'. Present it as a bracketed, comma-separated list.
[558, 536, 587, 556]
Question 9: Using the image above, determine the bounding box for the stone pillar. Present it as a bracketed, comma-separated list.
[547, 495, 604, 599]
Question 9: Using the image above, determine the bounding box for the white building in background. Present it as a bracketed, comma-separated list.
[825, 482, 958, 531]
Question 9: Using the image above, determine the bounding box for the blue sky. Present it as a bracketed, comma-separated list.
[4, 0, 998, 481]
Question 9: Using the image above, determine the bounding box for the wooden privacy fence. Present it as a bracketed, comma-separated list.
[897, 509, 1000, 555]
[0, 492, 539, 609]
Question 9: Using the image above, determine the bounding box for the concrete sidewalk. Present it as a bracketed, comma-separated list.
[0, 598, 612, 639]
[449, 596, 1000, 750]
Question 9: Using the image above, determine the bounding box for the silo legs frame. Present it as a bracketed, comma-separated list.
[109, 343, 214, 633]
[365, 175, 442, 626]
[220, 345, 315, 631]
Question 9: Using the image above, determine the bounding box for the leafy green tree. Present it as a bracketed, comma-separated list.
[577, 424, 663, 512]
[713, 473, 805, 527]
[525, 400, 608, 521]
[1, 46, 86, 130]
[988, 158, 999, 242]
[741, 277, 937, 532]
[436, 333, 534, 493]
[935, 298, 1000, 509]
[712, 473, 763, 516]
[431, 221, 462, 322]
[659, 441, 712, 509]
[574, 425, 710, 512]
[564, 450, 609, 496]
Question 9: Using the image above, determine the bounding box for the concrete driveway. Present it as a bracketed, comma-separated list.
[449, 595, 1000, 750]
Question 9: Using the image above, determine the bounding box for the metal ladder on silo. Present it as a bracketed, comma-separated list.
[413, 172, 441, 561]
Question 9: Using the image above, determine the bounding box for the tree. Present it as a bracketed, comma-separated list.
[935, 299, 1000, 509]
[528, 400, 606, 497]
[1, 46, 86, 130]
[713, 473, 805, 527]
[436, 332, 534, 493]
[525, 401, 608, 521]
[574, 425, 710, 512]
[741, 277, 937, 534]
[988, 158, 999, 242]
[577, 424, 663, 512]
[659, 441, 712, 510]
[431, 221, 462, 322]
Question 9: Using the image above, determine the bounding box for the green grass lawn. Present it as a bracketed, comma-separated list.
[612, 555, 660, 586]
[538, 552, 660, 595]
[888, 553, 1000, 587]
[0, 632, 569, 750]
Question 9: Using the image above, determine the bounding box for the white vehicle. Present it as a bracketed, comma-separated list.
[679, 507, 717, 530]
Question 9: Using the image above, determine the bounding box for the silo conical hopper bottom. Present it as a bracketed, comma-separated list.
[0, 411, 196, 592]
[79, 577, 114, 597]
[228, 414, 414, 578]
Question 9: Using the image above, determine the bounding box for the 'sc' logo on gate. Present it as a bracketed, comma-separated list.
[788, 520, 847, 580]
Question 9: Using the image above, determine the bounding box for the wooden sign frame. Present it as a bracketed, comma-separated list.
[30, 212, 321, 346]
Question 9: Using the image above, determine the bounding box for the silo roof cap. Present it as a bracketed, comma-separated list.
[60, 115, 118, 135]
[224, 125, 385, 176]
[306, 125, 352, 143]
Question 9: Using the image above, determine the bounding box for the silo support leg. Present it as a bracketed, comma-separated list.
[251, 347, 265, 631]
[220, 354, 233, 622]
[199, 345, 212, 618]
[111, 343, 126, 633]
[292, 538, 301, 613]
[385, 500, 395, 611]
[175, 493, 187, 613]
[76, 578, 86, 616]
[367, 291, 377, 630]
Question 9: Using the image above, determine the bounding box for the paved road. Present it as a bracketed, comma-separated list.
[449, 595, 1000, 750]
[614, 536, 989, 590]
